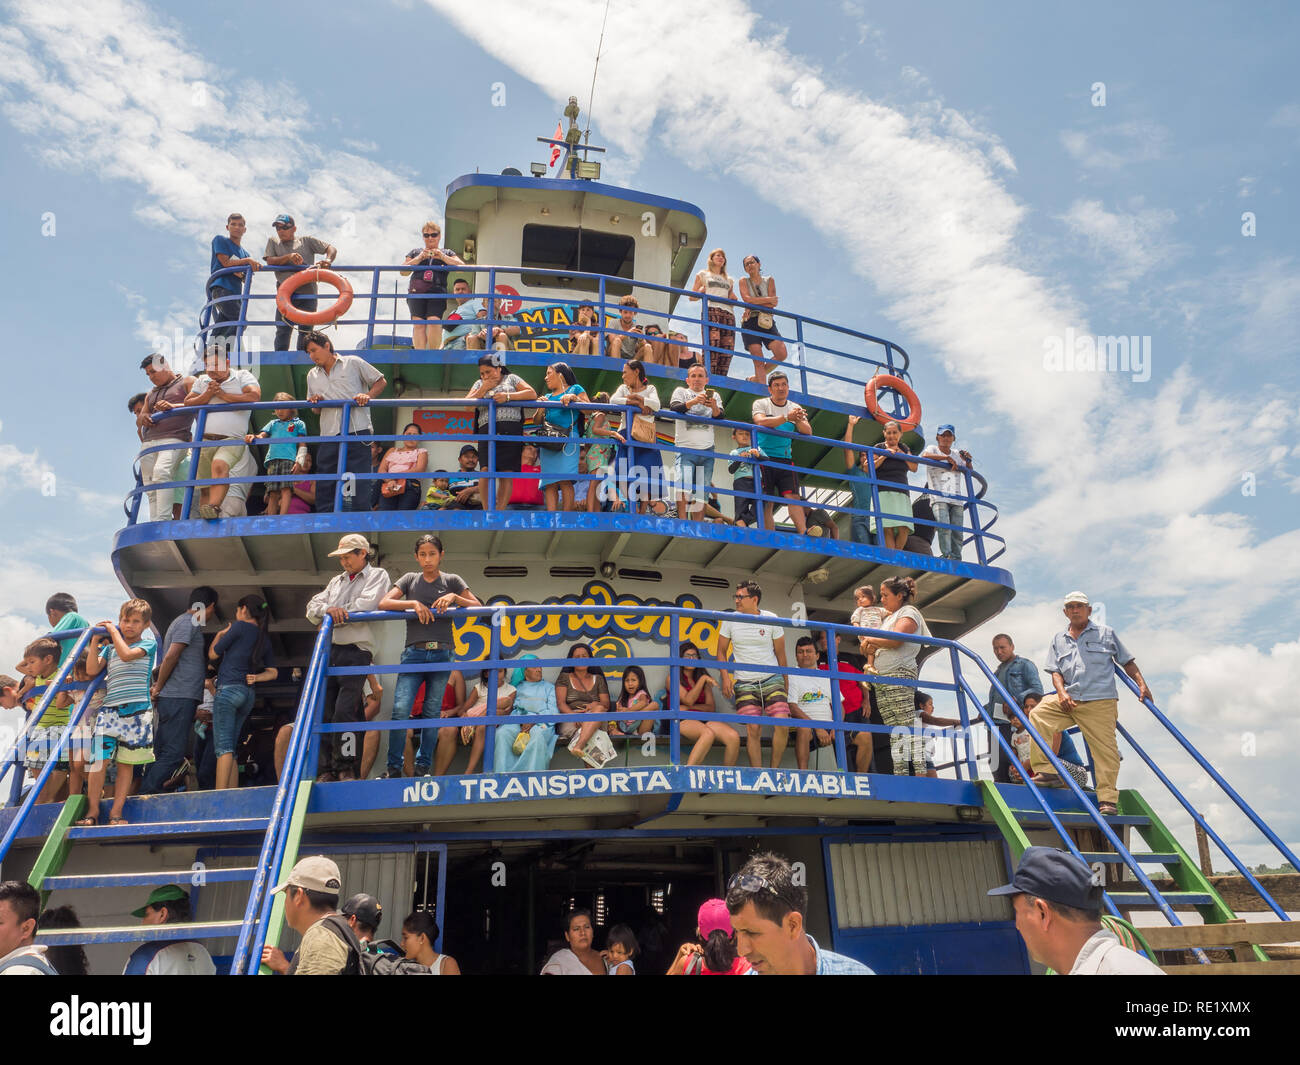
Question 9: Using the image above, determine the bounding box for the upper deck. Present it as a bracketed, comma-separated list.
[117, 167, 1012, 669]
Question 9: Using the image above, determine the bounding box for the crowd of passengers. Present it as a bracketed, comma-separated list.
[8, 559, 1149, 821]
[1, 850, 876, 976]
[130, 346, 976, 561]
[131, 213, 978, 552]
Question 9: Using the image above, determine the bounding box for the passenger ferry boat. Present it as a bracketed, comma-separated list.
[2, 112, 1295, 976]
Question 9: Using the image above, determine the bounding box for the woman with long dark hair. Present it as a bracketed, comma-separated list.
[535, 361, 590, 512]
[464, 353, 537, 511]
[401, 910, 460, 974]
[677, 643, 738, 766]
[556, 643, 610, 754]
[38, 905, 89, 976]
[859, 576, 929, 776]
[208, 594, 277, 790]
[666, 899, 752, 975]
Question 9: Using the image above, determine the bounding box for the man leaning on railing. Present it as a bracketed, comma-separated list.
[304, 331, 386, 514]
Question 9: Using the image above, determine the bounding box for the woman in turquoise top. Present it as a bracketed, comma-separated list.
[495, 655, 560, 773]
[535, 362, 589, 512]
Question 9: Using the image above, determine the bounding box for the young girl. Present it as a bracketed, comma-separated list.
[604, 924, 638, 976]
[613, 665, 659, 737]
[286, 447, 315, 515]
[851, 585, 887, 672]
[208, 595, 277, 790]
[401, 910, 461, 974]
[79, 600, 158, 826]
[245, 393, 306, 515]
[583, 392, 624, 512]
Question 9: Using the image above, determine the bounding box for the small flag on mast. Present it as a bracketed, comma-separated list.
[549, 121, 563, 168]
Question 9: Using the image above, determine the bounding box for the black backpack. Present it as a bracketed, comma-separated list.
[319, 921, 431, 976]
[360, 939, 432, 976]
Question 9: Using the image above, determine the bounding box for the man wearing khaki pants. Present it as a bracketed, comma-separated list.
[1028, 591, 1152, 817]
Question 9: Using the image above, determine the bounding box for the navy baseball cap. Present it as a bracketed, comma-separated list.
[341, 892, 383, 929]
[459, 444, 479, 456]
[936, 424, 956, 437]
[273, 214, 295, 227]
[987, 846, 1102, 912]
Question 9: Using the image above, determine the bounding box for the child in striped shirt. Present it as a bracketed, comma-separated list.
[80, 599, 157, 826]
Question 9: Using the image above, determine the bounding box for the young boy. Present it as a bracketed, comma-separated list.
[423, 476, 455, 509]
[80, 599, 157, 825]
[15, 639, 72, 803]
[727, 426, 767, 528]
[245, 393, 306, 515]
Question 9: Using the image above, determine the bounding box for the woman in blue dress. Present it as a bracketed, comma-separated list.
[535, 362, 589, 512]
[495, 654, 560, 773]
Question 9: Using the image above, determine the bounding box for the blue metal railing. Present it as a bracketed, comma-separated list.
[198, 262, 913, 415]
[126, 396, 1007, 565]
[232, 617, 332, 975]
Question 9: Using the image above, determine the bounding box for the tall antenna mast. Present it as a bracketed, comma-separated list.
[584, 0, 612, 144]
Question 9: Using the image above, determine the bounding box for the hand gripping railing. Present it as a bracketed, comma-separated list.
[952, 648, 1187, 926]
[125, 396, 1006, 565]
[1112, 665, 1297, 918]
[198, 262, 913, 414]
[1, 625, 98, 809]
[297, 605, 982, 787]
[233, 616, 333, 975]
[0, 633, 107, 866]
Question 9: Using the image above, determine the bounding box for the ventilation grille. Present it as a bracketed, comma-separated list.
[550, 566, 595, 579]
[617, 567, 662, 582]
[688, 574, 731, 589]
[483, 565, 529, 579]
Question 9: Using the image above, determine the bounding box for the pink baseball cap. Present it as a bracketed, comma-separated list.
[698, 898, 733, 938]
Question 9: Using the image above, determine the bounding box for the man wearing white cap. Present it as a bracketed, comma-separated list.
[307, 535, 391, 780]
[1030, 592, 1152, 816]
[263, 855, 363, 975]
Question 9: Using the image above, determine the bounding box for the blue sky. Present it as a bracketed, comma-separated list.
[0, 0, 1297, 865]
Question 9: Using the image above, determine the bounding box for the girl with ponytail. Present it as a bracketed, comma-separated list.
[666, 898, 753, 975]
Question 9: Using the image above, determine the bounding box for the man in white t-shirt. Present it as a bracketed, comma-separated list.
[180, 345, 261, 520]
[123, 885, 217, 975]
[668, 365, 723, 520]
[787, 637, 839, 770]
[718, 580, 791, 769]
[919, 424, 973, 561]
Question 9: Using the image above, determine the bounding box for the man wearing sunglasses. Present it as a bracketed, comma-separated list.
[726, 852, 873, 974]
[264, 214, 338, 351]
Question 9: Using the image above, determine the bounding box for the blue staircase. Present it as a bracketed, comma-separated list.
[0, 623, 329, 976]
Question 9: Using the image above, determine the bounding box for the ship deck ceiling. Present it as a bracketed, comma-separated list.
[115, 517, 1013, 668]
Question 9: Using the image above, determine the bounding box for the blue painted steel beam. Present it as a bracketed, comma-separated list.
[66, 818, 270, 841]
[43, 867, 257, 890]
[36, 921, 244, 946]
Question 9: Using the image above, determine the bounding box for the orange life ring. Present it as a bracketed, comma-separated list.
[276, 268, 354, 325]
[863, 374, 922, 433]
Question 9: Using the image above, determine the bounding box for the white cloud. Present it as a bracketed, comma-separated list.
[1237, 175, 1256, 198]
[1060, 120, 1170, 170]
[0, 0, 442, 344]
[1060, 198, 1183, 289]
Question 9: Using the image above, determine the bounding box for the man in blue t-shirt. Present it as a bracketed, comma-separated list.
[209, 213, 261, 338]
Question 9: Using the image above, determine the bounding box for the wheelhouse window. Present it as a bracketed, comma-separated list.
[521, 224, 634, 295]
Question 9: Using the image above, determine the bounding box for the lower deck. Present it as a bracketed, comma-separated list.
[4, 774, 1179, 976]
